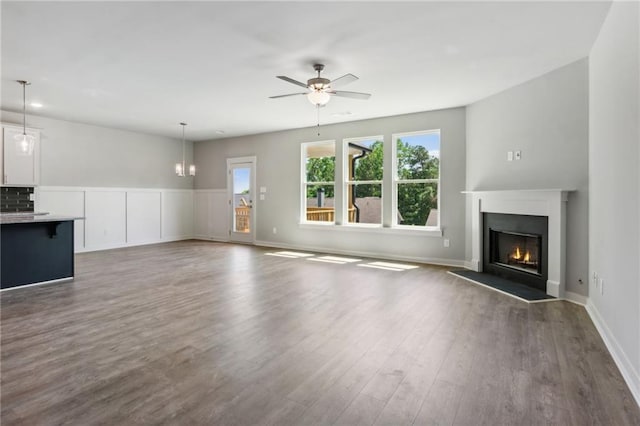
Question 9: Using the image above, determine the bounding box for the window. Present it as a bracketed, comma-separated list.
[343, 137, 383, 225]
[393, 130, 440, 228]
[302, 140, 335, 223]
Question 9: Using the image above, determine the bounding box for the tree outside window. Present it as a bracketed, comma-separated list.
[302, 141, 335, 223]
[394, 131, 440, 227]
[344, 137, 383, 225]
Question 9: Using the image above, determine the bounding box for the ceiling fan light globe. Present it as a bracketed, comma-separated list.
[307, 91, 331, 106]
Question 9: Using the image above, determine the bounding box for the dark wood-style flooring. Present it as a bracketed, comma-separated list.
[1, 240, 639, 425]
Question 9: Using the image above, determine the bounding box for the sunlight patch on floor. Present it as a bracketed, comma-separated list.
[265, 251, 315, 258]
[320, 256, 361, 263]
[358, 264, 405, 272]
[367, 261, 419, 270]
[307, 258, 348, 264]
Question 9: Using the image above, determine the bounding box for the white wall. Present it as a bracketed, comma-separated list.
[466, 59, 589, 297]
[38, 186, 193, 252]
[0, 110, 196, 252]
[194, 108, 467, 265]
[588, 1, 640, 403]
[0, 110, 194, 189]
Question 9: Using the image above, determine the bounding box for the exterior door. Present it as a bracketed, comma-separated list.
[228, 157, 256, 244]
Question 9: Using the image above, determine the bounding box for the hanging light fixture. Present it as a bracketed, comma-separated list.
[307, 89, 330, 106]
[15, 80, 35, 156]
[175, 122, 195, 177]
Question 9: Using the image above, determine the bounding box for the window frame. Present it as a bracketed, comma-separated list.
[391, 129, 441, 229]
[342, 135, 385, 227]
[301, 140, 336, 224]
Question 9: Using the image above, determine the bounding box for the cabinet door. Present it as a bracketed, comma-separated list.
[3, 126, 39, 186]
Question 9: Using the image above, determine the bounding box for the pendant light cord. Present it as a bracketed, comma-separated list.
[181, 123, 186, 170]
[20, 81, 30, 136]
[317, 104, 320, 136]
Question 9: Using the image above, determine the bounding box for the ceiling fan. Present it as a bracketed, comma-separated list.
[269, 64, 371, 106]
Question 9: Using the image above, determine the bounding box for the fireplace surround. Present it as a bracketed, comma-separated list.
[464, 189, 570, 297]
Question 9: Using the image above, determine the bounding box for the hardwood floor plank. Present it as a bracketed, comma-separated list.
[1, 241, 638, 425]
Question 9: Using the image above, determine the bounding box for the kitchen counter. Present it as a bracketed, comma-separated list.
[1, 213, 83, 290]
[0, 213, 84, 224]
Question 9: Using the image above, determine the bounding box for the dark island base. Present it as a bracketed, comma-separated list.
[1, 221, 74, 289]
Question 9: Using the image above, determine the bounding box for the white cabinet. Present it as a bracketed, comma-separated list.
[1, 125, 40, 186]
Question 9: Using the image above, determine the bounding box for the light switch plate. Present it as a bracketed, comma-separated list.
[260, 187, 267, 193]
[259, 194, 265, 200]
[507, 151, 513, 161]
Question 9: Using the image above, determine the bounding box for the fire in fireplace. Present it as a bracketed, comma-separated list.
[490, 230, 542, 276]
[483, 213, 548, 291]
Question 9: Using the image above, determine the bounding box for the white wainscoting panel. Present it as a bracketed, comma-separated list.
[85, 190, 127, 249]
[37, 189, 86, 250]
[210, 190, 228, 239]
[127, 191, 161, 244]
[163, 190, 193, 239]
[194, 191, 210, 238]
[193, 189, 228, 241]
[38, 186, 195, 253]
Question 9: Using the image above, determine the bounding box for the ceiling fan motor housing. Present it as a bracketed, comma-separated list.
[307, 77, 330, 90]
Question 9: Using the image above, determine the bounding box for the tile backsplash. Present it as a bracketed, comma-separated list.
[1, 187, 34, 213]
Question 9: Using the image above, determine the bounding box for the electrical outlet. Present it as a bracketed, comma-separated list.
[443, 239, 450, 248]
[260, 194, 265, 200]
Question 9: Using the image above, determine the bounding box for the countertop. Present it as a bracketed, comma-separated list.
[0, 213, 84, 225]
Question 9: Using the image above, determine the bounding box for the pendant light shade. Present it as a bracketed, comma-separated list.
[176, 122, 195, 177]
[15, 80, 35, 156]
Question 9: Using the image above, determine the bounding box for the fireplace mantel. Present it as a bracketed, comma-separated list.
[463, 189, 573, 297]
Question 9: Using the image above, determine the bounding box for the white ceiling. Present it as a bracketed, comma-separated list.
[1, 1, 610, 141]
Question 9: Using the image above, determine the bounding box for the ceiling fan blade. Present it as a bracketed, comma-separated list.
[276, 76, 308, 89]
[269, 93, 307, 99]
[330, 90, 371, 100]
[330, 73, 358, 87]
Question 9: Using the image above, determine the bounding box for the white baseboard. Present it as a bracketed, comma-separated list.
[586, 300, 640, 408]
[193, 235, 229, 243]
[76, 236, 192, 253]
[563, 291, 588, 306]
[254, 239, 467, 268]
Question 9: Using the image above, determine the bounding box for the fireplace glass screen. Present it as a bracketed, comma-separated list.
[490, 230, 542, 276]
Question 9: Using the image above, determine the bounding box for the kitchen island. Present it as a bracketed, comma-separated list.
[1, 214, 83, 290]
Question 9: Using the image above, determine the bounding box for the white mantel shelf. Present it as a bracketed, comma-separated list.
[462, 189, 574, 195]
[464, 189, 574, 298]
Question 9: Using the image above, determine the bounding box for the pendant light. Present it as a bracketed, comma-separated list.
[15, 80, 35, 156]
[175, 122, 195, 177]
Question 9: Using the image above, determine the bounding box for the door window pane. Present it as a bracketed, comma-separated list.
[233, 167, 251, 233]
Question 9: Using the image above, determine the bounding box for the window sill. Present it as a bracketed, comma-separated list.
[298, 222, 443, 237]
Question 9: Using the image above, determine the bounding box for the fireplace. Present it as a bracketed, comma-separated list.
[466, 189, 569, 297]
[483, 213, 548, 291]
